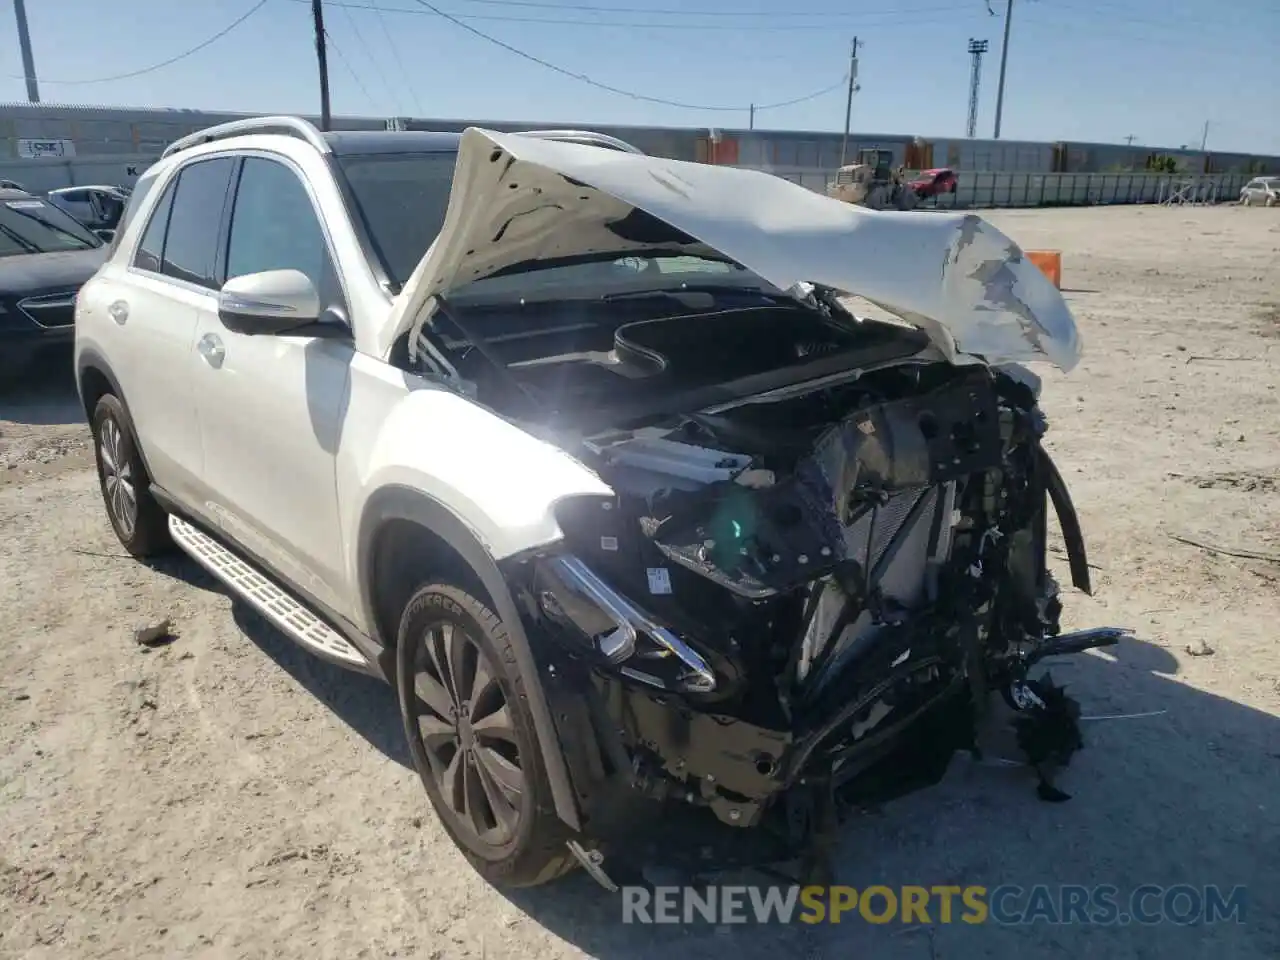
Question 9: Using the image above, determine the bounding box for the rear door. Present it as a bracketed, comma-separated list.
[190, 154, 353, 614]
[104, 157, 236, 504]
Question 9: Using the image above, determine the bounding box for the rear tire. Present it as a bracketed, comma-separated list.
[395, 582, 577, 887]
[90, 394, 171, 557]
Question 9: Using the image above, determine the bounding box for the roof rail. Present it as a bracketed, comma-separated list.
[512, 129, 645, 155]
[162, 115, 330, 159]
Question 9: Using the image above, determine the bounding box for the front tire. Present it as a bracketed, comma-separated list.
[91, 394, 170, 557]
[395, 583, 577, 887]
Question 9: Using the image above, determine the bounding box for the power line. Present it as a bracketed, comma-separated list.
[314, 0, 971, 19]
[288, 0, 973, 30]
[369, 0, 426, 115]
[403, 0, 848, 113]
[4, 0, 269, 86]
[333, 0, 402, 110]
[324, 29, 378, 107]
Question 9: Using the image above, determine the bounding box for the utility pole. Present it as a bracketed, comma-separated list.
[311, 0, 332, 131]
[1124, 134, 1136, 145]
[11, 0, 39, 103]
[992, 0, 1013, 139]
[749, 104, 755, 131]
[966, 39, 988, 138]
[1199, 120, 1209, 151]
[839, 37, 860, 168]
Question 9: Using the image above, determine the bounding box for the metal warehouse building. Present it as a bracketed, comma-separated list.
[2, 101, 1276, 195]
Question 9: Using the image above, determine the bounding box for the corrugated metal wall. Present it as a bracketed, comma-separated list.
[1, 103, 1276, 194]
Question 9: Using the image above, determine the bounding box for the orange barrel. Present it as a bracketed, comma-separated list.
[1026, 249, 1062, 288]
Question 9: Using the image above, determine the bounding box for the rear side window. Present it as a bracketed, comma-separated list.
[160, 157, 236, 289]
[133, 179, 176, 273]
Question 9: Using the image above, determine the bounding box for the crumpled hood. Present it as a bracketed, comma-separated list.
[383, 128, 1081, 371]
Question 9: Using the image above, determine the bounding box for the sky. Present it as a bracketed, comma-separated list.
[2, 0, 1276, 154]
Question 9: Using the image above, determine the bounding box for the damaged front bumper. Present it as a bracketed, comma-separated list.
[499, 370, 1130, 884]
[505, 554, 1128, 885]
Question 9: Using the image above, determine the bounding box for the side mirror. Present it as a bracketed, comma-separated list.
[218, 269, 321, 336]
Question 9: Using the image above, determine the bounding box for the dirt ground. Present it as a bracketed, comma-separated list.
[1, 204, 1278, 960]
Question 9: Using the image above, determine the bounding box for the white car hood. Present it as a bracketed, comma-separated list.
[383, 127, 1081, 371]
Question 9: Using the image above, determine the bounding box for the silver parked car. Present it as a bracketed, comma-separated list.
[1239, 177, 1280, 206]
[45, 184, 131, 231]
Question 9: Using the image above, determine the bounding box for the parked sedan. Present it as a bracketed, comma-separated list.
[1239, 177, 1279, 206]
[0, 189, 107, 384]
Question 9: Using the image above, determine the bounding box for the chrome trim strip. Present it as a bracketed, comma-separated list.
[17, 291, 78, 329]
[547, 555, 716, 691]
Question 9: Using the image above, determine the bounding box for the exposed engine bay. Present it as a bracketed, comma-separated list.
[419, 292, 1127, 883]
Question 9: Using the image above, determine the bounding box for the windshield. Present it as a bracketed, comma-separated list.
[0, 198, 100, 257]
[338, 152, 458, 287]
[340, 150, 771, 299]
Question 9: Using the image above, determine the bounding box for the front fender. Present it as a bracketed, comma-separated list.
[354, 483, 585, 832]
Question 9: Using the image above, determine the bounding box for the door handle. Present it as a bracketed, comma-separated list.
[108, 300, 128, 326]
[197, 333, 226, 369]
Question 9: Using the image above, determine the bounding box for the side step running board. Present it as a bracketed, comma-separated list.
[169, 515, 369, 669]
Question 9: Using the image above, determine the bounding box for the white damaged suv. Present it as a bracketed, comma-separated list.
[74, 116, 1125, 889]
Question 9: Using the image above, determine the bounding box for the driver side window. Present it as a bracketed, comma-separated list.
[225, 157, 343, 314]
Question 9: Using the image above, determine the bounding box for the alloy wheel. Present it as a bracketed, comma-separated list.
[411, 620, 524, 846]
[99, 416, 136, 539]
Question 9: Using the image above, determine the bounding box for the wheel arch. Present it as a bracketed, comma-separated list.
[356, 484, 582, 832]
[76, 348, 159, 482]
[76, 346, 124, 423]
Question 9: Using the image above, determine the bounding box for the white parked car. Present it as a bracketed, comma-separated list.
[1239, 176, 1280, 206]
[74, 116, 1125, 889]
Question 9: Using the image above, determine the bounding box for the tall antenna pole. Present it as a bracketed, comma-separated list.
[966, 38, 988, 138]
[12, 0, 40, 103]
[992, 0, 1014, 139]
[311, 0, 332, 131]
[1199, 120, 1209, 151]
[839, 37, 860, 168]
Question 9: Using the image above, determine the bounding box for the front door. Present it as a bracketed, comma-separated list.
[190, 154, 353, 616]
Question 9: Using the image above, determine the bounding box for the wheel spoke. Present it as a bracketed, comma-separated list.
[440, 748, 464, 814]
[119, 480, 137, 514]
[417, 714, 456, 749]
[475, 745, 524, 802]
[462, 757, 488, 829]
[472, 704, 518, 745]
[474, 749, 520, 835]
[413, 671, 454, 719]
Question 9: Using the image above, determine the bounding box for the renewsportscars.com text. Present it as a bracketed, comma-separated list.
[621, 884, 1247, 926]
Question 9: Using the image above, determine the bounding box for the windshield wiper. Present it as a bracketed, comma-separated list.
[602, 283, 783, 304]
[5, 208, 95, 249]
[433, 296, 550, 415]
[0, 223, 41, 255]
